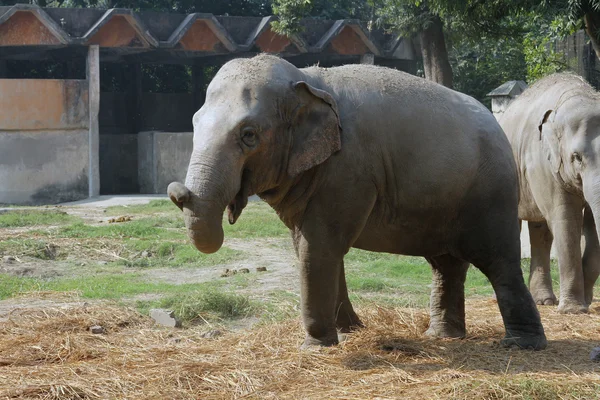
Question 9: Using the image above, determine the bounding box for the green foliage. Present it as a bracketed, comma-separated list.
[523, 35, 567, 82]
[271, 0, 312, 34]
[2, 0, 273, 15]
[372, 0, 433, 37]
[521, 12, 571, 82]
[451, 34, 527, 107]
[272, 0, 375, 35]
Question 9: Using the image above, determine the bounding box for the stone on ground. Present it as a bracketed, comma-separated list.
[89, 325, 105, 334]
[150, 309, 182, 328]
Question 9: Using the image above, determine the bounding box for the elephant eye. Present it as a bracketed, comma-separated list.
[241, 127, 257, 147]
[572, 153, 583, 164]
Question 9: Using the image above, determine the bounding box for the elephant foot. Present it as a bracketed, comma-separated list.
[425, 322, 465, 339]
[336, 312, 364, 334]
[531, 290, 558, 306]
[557, 300, 588, 314]
[501, 331, 547, 350]
[534, 295, 558, 306]
[584, 289, 594, 307]
[300, 333, 339, 349]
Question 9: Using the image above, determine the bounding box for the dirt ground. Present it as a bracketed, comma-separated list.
[0, 196, 298, 309]
[1, 197, 600, 399]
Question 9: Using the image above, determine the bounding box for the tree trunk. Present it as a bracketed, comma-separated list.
[420, 15, 453, 89]
[584, 12, 600, 61]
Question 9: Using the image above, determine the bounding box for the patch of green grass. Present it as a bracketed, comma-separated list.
[0, 210, 80, 227]
[259, 290, 300, 322]
[106, 199, 177, 216]
[345, 251, 431, 290]
[55, 202, 285, 242]
[56, 219, 183, 240]
[345, 249, 499, 306]
[0, 272, 223, 300]
[117, 240, 243, 268]
[351, 292, 431, 308]
[224, 201, 288, 238]
[153, 289, 256, 323]
[0, 274, 40, 299]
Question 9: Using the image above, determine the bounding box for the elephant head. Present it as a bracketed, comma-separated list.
[168, 56, 341, 253]
[538, 96, 600, 229]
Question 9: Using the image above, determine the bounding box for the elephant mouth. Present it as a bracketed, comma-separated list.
[227, 169, 252, 225]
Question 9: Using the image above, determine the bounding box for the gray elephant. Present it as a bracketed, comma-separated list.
[499, 73, 600, 313]
[168, 55, 546, 350]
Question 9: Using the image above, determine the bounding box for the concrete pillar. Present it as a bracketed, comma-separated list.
[87, 45, 100, 197]
[486, 81, 528, 120]
[360, 53, 375, 65]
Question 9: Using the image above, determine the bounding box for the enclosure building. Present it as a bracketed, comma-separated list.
[0, 5, 418, 204]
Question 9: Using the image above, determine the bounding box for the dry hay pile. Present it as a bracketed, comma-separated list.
[1, 295, 599, 399]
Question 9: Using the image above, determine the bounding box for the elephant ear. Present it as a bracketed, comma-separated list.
[287, 81, 342, 177]
[538, 109, 562, 174]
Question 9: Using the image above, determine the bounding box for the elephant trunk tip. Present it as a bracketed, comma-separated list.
[167, 181, 191, 211]
[188, 228, 224, 254]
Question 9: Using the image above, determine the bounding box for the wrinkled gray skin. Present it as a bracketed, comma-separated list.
[168, 55, 546, 350]
[499, 73, 600, 313]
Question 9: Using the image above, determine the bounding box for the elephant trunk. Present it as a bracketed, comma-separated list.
[168, 150, 241, 254]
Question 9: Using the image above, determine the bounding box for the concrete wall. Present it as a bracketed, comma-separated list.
[0, 79, 88, 130]
[0, 130, 89, 204]
[98, 92, 195, 194]
[138, 131, 192, 194]
[0, 79, 90, 205]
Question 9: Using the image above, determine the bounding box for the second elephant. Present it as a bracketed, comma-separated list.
[499, 73, 600, 313]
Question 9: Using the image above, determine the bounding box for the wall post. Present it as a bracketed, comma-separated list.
[87, 45, 100, 197]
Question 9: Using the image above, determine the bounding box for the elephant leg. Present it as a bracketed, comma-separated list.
[425, 254, 468, 338]
[335, 261, 363, 333]
[473, 254, 547, 350]
[550, 209, 588, 313]
[298, 246, 342, 347]
[583, 205, 600, 306]
[460, 209, 546, 350]
[528, 221, 557, 305]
